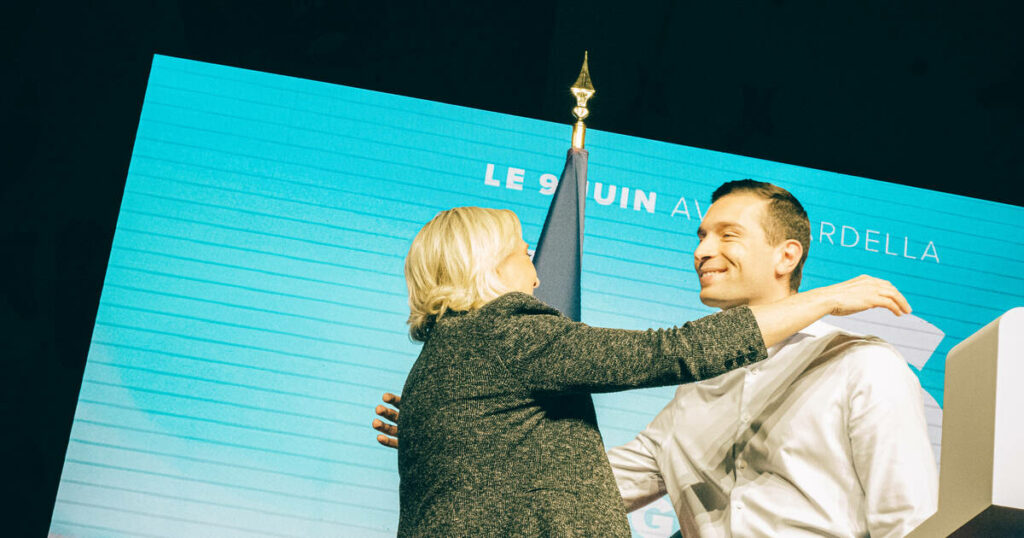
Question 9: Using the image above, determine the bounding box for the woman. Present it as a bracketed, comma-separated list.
[391, 207, 908, 536]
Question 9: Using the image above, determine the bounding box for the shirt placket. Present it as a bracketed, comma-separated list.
[728, 364, 761, 536]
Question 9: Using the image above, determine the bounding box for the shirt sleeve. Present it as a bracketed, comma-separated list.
[846, 343, 939, 538]
[607, 429, 668, 512]
[492, 301, 767, 394]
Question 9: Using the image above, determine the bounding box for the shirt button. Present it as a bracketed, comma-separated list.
[741, 414, 750, 423]
[737, 459, 747, 470]
[749, 367, 759, 376]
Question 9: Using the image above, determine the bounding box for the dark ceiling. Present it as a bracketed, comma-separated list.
[4, 1, 1022, 534]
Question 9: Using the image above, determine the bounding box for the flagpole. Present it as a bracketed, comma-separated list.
[570, 52, 595, 149]
[531, 53, 595, 320]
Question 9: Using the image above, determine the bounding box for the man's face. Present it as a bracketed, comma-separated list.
[694, 193, 786, 308]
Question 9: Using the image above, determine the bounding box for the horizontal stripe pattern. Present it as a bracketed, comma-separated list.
[50, 54, 1023, 537]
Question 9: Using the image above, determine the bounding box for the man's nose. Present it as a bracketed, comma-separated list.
[693, 237, 715, 262]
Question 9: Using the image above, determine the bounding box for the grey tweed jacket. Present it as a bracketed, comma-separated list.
[397, 292, 766, 537]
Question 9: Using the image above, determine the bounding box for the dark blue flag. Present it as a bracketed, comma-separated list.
[532, 148, 588, 321]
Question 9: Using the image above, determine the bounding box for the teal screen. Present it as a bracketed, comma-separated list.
[49, 55, 1024, 537]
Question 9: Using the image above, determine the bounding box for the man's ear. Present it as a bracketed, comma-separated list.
[775, 239, 804, 281]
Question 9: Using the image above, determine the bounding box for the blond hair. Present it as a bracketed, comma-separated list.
[405, 207, 523, 341]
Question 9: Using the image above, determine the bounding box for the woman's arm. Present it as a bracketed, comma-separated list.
[372, 277, 911, 446]
[750, 275, 910, 348]
[496, 275, 910, 394]
[492, 300, 763, 394]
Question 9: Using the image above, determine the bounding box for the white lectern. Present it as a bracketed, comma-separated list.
[908, 307, 1024, 537]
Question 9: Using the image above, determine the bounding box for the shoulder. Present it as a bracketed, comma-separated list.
[804, 322, 922, 393]
[477, 292, 564, 319]
[840, 340, 915, 378]
[810, 322, 912, 374]
[433, 292, 569, 343]
[834, 339, 925, 409]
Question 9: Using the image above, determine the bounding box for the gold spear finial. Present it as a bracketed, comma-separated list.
[570, 51, 595, 149]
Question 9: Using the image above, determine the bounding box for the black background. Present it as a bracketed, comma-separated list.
[5, 1, 1022, 534]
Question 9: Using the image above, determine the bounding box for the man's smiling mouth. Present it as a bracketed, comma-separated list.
[698, 267, 727, 284]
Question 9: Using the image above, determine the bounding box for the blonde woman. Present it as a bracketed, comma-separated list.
[392, 206, 909, 536]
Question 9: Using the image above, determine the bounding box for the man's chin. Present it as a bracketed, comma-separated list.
[699, 292, 726, 308]
[699, 290, 743, 310]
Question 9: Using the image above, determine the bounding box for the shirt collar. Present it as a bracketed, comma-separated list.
[766, 319, 839, 358]
[801, 319, 838, 338]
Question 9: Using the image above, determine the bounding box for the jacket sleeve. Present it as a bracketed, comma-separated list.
[488, 298, 767, 394]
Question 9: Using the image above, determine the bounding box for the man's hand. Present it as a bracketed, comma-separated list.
[372, 392, 401, 449]
[817, 275, 912, 317]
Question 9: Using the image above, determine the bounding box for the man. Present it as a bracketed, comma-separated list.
[605, 180, 937, 537]
[375, 180, 937, 536]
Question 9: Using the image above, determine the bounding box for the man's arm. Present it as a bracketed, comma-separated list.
[606, 429, 668, 512]
[373, 393, 400, 448]
[846, 344, 939, 537]
[374, 386, 674, 515]
[374, 391, 673, 512]
[376, 389, 671, 512]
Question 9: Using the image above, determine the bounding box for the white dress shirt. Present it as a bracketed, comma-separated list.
[607, 321, 938, 537]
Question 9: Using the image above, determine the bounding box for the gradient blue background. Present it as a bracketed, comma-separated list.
[49, 55, 1023, 537]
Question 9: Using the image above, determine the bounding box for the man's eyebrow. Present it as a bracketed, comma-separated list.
[719, 221, 746, 232]
[700, 221, 746, 234]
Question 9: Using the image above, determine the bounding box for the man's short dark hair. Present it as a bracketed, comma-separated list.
[711, 179, 810, 291]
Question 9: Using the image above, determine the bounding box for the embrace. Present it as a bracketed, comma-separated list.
[373, 180, 937, 537]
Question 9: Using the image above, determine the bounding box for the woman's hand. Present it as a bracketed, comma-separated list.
[749, 275, 912, 348]
[372, 392, 401, 449]
[812, 274, 911, 317]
